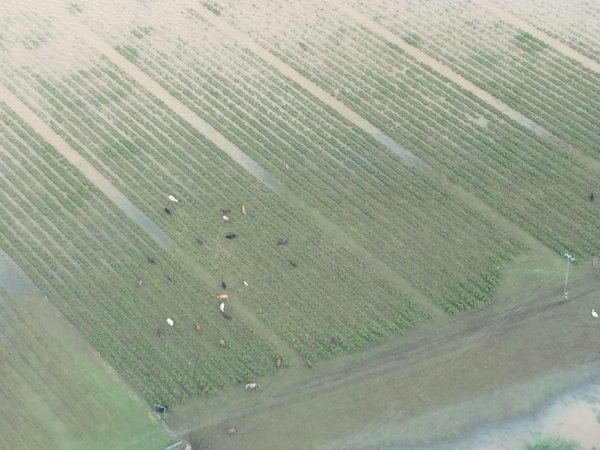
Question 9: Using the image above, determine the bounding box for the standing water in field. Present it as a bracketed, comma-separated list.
[379, 373, 600, 450]
[0, 246, 44, 298]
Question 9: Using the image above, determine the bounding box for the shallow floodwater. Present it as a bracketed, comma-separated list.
[385, 378, 600, 450]
[0, 246, 44, 297]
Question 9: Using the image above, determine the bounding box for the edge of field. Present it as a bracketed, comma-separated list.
[0, 250, 173, 450]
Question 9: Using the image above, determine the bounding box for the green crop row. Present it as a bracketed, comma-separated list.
[247, 23, 598, 262]
[0, 102, 278, 404]
[1, 55, 435, 366]
[112, 36, 521, 313]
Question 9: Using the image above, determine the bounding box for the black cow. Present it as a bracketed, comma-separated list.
[591, 193, 595, 202]
[277, 239, 287, 246]
[197, 237, 204, 245]
[222, 312, 232, 319]
[164, 207, 172, 215]
[147, 257, 156, 264]
[289, 260, 297, 268]
[222, 281, 227, 289]
[226, 233, 237, 239]
[222, 208, 231, 214]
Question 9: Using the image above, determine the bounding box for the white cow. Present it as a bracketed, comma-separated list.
[166, 318, 174, 326]
[223, 215, 229, 222]
[245, 383, 258, 390]
[220, 303, 225, 313]
[168, 195, 178, 203]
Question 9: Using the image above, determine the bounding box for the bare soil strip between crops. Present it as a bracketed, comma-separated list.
[0, 78, 299, 366]
[473, 0, 600, 75]
[52, 9, 446, 317]
[332, 0, 556, 139]
[187, 3, 549, 270]
[0, 84, 171, 250]
[188, 0, 427, 170]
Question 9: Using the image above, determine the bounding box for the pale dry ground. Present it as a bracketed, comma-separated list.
[344, 0, 600, 74]
[483, 0, 600, 62]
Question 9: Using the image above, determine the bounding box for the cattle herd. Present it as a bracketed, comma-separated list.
[141, 195, 313, 405]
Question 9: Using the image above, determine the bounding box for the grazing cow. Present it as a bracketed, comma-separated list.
[219, 339, 226, 347]
[307, 360, 313, 368]
[220, 302, 225, 312]
[222, 208, 231, 214]
[197, 237, 204, 245]
[290, 260, 297, 268]
[223, 215, 229, 222]
[277, 239, 287, 246]
[285, 164, 289, 170]
[243, 281, 248, 287]
[228, 428, 237, 436]
[217, 294, 228, 300]
[222, 281, 227, 289]
[167, 318, 174, 326]
[591, 193, 595, 201]
[223, 312, 232, 319]
[242, 205, 246, 215]
[226, 233, 237, 239]
[245, 383, 258, 390]
[168, 195, 178, 203]
[276, 357, 281, 368]
[195, 324, 201, 331]
[147, 257, 156, 264]
[137, 280, 143, 288]
[167, 275, 174, 282]
[164, 207, 172, 215]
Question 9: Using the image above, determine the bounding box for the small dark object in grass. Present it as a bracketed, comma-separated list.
[147, 257, 156, 264]
[154, 404, 168, 414]
[277, 239, 287, 246]
[197, 237, 203, 245]
[167, 275, 174, 282]
[591, 193, 595, 201]
[222, 281, 227, 289]
[222, 208, 231, 213]
[226, 233, 237, 239]
[290, 260, 297, 268]
[164, 207, 172, 215]
[223, 312, 232, 319]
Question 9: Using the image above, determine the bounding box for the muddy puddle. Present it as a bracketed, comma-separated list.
[380, 365, 600, 450]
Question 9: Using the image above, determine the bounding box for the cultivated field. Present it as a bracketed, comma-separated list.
[0, 0, 598, 449]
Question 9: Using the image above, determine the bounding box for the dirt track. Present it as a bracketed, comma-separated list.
[170, 244, 600, 450]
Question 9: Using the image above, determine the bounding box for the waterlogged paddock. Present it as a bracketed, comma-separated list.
[0, 0, 598, 449]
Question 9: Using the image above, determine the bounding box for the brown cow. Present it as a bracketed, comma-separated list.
[276, 357, 281, 368]
[241, 205, 246, 215]
[195, 324, 201, 331]
[217, 294, 228, 300]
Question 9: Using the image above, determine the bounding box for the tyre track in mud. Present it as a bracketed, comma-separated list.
[175, 261, 579, 436]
